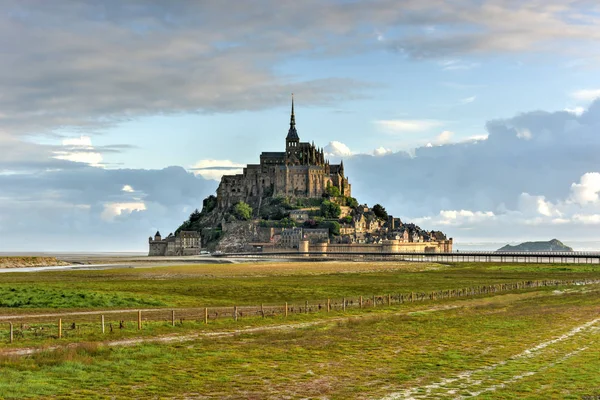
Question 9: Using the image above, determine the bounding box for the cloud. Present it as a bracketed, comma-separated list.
[569, 173, 600, 205]
[373, 147, 393, 156]
[345, 99, 600, 241]
[374, 119, 445, 133]
[1, 1, 596, 140]
[565, 107, 585, 116]
[101, 202, 147, 221]
[570, 89, 600, 102]
[0, 165, 217, 251]
[459, 96, 476, 105]
[52, 135, 107, 167]
[190, 159, 245, 181]
[439, 59, 480, 71]
[435, 130, 454, 145]
[324, 141, 353, 157]
[515, 128, 532, 140]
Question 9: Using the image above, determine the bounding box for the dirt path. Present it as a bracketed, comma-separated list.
[380, 317, 600, 399]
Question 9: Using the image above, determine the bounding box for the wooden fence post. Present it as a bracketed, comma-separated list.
[172, 310, 175, 327]
[387, 294, 391, 306]
[342, 297, 346, 311]
[204, 308, 208, 324]
[261, 304, 265, 318]
[137, 311, 142, 330]
[327, 298, 330, 312]
[372, 295, 376, 307]
[359, 296, 363, 309]
[58, 318, 62, 339]
[285, 302, 288, 317]
[101, 315, 105, 334]
[9, 322, 13, 343]
[234, 306, 238, 321]
[305, 300, 308, 314]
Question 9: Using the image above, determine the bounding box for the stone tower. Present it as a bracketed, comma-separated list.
[286, 94, 300, 160]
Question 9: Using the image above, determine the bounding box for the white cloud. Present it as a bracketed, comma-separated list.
[570, 89, 600, 102]
[572, 214, 600, 225]
[459, 95, 476, 104]
[324, 141, 353, 157]
[518, 193, 561, 217]
[439, 59, 480, 71]
[516, 128, 532, 140]
[373, 147, 393, 156]
[53, 151, 103, 167]
[53, 135, 104, 167]
[465, 134, 488, 142]
[569, 173, 600, 205]
[62, 136, 93, 147]
[122, 185, 134, 193]
[435, 130, 454, 145]
[190, 159, 245, 181]
[565, 106, 585, 116]
[374, 119, 445, 133]
[101, 201, 147, 221]
[414, 210, 495, 226]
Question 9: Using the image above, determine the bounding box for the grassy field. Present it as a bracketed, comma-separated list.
[0, 261, 598, 310]
[0, 261, 599, 399]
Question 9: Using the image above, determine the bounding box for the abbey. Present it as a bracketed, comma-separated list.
[216, 97, 351, 210]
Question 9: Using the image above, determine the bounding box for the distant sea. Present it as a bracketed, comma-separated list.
[454, 241, 600, 252]
[2, 240, 600, 255]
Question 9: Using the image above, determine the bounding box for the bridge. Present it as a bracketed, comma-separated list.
[214, 250, 600, 264]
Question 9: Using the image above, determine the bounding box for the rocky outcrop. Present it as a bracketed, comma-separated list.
[497, 239, 573, 252]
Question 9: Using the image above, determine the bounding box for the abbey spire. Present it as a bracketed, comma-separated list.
[286, 94, 299, 140]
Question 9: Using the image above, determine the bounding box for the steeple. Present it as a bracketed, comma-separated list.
[286, 94, 299, 141]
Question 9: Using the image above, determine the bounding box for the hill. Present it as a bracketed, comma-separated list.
[497, 239, 573, 252]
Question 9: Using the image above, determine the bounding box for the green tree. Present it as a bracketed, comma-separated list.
[320, 200, 341, 219]
[189, 208, 202, 222]
[340, 215, 353, 224]
[325, 185, 341, 198]
[201, 195, 217, 214]
[233, 201, 253, 220]
[319, 220, 341, 236]
[345, 197, 358, 208]
[372, 204, 388, 220]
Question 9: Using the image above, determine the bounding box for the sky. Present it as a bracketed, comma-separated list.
[2, 0, 600, 251]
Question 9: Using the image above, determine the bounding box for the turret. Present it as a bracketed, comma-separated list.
[154, 231, 162, 241]
[286, 94, 299, 150]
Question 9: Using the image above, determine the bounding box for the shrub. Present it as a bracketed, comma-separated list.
[320, 200, 341, 219]
[233, 201, 252, 220]
[372, 204, 388, 220]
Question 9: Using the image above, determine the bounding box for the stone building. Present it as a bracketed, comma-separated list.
[216, 96, 351, 210]
[148, 231, 201, 256]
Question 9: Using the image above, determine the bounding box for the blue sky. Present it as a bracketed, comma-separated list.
[2, 0, 600, 251]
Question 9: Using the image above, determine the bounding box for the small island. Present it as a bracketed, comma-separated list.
[497, 239, 573, 252]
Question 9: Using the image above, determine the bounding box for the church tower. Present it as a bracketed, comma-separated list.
[286, 94, 299, 158]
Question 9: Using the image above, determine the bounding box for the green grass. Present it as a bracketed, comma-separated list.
[0, 261, 598, 398]
[0, 286, 598, 399]
[0, 261, 598, 310]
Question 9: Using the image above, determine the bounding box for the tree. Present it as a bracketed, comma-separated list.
[201, 195, 217, 214]
[345, 197, 358, 209]
[189, 208, 202, 222]
[372, 204, 388, 220]
[341, 215, 353, 224]
[325, 185, 341, 198]
[319, 220, 340, 236]
[320, 200, 341, 219]
[232, 201, 252, 220]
